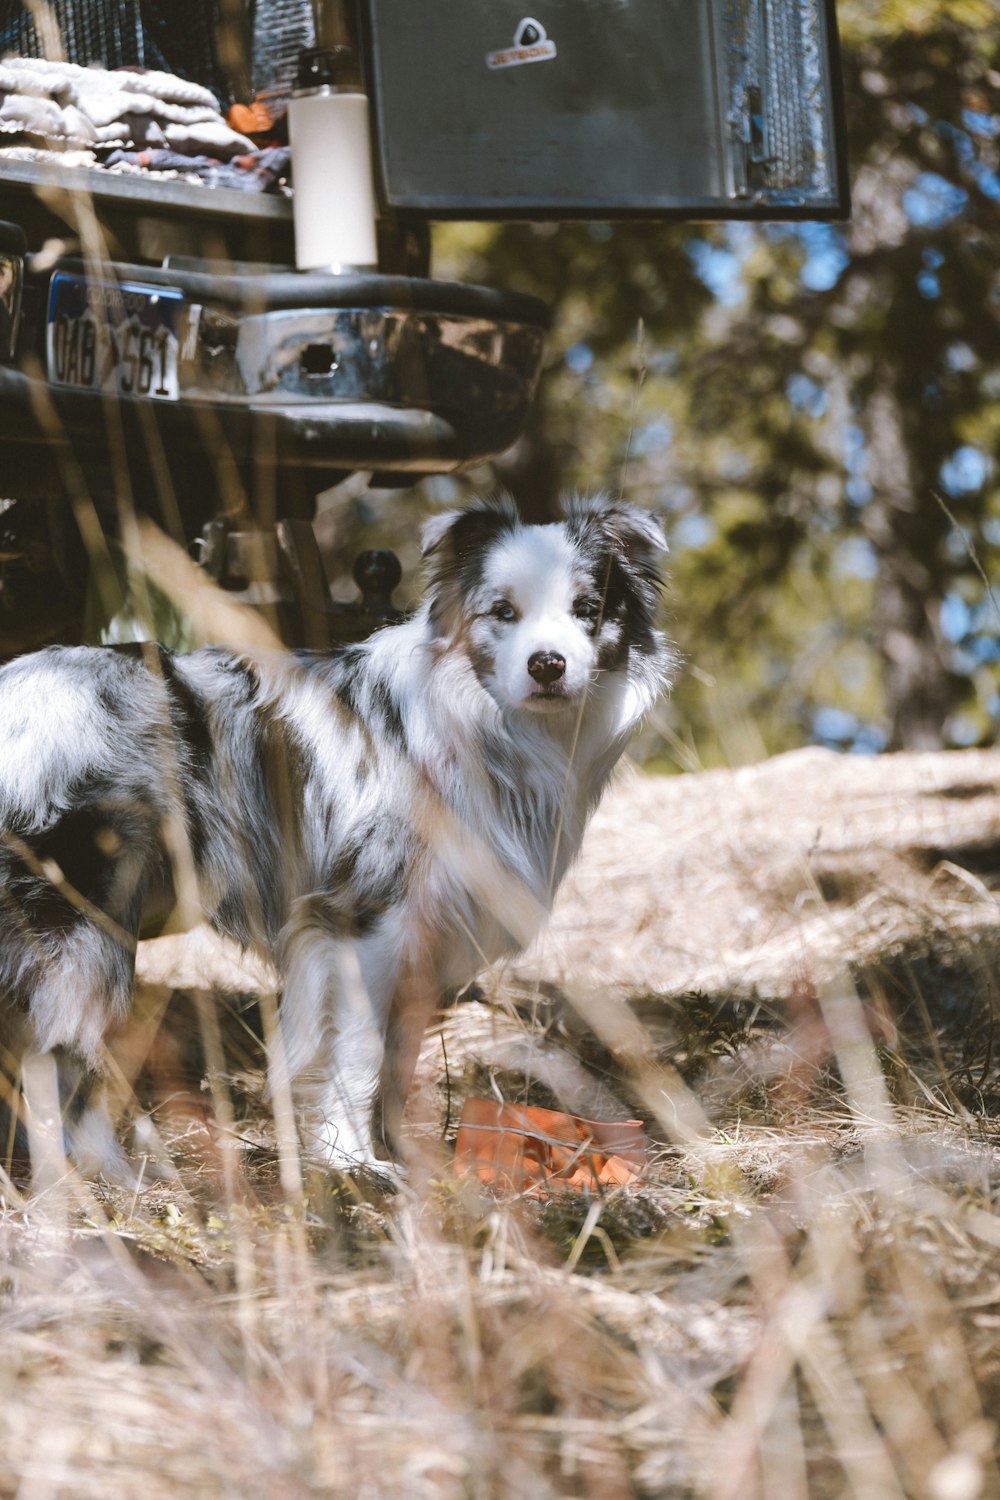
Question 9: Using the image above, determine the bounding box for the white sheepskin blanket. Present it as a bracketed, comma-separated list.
[0, 55, 253, 158]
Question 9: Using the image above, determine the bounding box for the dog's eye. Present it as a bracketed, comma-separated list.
[490, 599, 517, 623]
[573, 597, 601, 624]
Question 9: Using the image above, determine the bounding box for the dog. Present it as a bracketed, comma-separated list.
[0, 494, 672, 1181]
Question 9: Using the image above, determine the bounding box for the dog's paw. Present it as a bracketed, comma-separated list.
[67, 1105, 141, 1189]
[352, 1158, 408, 1196]
[326, 1145, 407, 1191]
[307, 1122, 406, 1190]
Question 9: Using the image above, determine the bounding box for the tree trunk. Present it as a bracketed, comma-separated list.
[863, 384, 955, 750]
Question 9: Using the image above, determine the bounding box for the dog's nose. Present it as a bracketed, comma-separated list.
[527, 650, 566, 685]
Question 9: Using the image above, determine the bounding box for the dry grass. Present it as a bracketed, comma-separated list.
[8, 28, 1000, 1490]
[10, 158, 1000, 1486]
[3, 753, 1000, 1499]
[6, 58, 1000, 1490]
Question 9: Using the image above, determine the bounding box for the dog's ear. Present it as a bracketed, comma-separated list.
[420, 493, 520, 563]
[564, 496, 667, 581]
[600, 502, 668, 568]
[421, 495, 520, 632]
[420, 509, 463, 560]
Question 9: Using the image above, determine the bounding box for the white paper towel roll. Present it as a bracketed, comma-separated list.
[288, 88, 378, 272]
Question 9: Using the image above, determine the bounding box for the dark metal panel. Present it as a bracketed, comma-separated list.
[364, 0, 849, 220]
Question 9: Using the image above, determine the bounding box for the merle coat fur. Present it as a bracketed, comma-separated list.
[0, 495, 672, 1178]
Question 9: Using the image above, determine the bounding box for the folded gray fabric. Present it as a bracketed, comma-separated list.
[104, 145, 292, 193]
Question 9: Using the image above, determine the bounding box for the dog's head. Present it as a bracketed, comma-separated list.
[421, 494, 668, 715]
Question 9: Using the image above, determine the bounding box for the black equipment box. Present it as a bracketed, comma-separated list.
[364, 0, 848, 220]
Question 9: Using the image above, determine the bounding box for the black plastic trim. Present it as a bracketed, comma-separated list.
[0, 366, 492, 473]
[0, 219, 27, 255]
[47, 259, 553, 327]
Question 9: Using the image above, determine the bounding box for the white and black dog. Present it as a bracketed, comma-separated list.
[0, 494, 671, 1181]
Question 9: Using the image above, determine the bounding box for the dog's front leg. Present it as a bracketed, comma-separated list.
[376, 940, 442, 1163]
[19, 1046, 137, 1188]
[271, 925, 395, 1174]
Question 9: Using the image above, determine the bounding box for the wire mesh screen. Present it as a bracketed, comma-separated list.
[0, 0, 223, 97]
[0, 0, 145, 65]
[762, 0, 809, 188]
[250, 0, 314, 103]
[721, 0, 839, 206]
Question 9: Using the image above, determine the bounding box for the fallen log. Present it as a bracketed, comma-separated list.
[512, 746, 1000, 1013]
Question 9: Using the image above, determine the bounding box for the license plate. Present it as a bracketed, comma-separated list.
[46, 271, 184, 400]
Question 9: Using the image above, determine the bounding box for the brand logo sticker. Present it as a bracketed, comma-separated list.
[486, 17, 557, 71]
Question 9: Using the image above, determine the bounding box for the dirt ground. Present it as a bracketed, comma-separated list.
[3, 747, 1000, 1499]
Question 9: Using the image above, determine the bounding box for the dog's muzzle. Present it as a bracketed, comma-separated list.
[527, 650, 566, 686]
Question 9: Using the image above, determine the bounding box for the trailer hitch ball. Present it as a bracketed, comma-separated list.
[353, 548, 402, 616]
